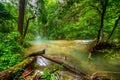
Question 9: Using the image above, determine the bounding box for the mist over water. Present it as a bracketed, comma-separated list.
[29, 40, 120, 79]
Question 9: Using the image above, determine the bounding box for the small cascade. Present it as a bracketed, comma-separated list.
[36, 56, 49, 66]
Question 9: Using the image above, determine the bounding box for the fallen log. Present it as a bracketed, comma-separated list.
[41, 54, 110, 80]
[0, 57, 35, 80]
[23, 49, 45, 58]
[41, 54, 87, 80]
[0, 49, 45, 80]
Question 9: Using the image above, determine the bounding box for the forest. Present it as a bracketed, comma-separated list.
[0, 0, 120, 80]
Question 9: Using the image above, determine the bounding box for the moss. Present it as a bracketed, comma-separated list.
[0, 57, 35, 80]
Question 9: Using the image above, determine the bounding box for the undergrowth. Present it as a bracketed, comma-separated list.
[0, 32, 24, 71]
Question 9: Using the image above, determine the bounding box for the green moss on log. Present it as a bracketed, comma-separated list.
[0, 57, 35, 80]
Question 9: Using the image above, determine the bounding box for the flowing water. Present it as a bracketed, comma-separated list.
[28, 39, 120, 80]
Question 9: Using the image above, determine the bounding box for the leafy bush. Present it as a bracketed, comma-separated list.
[23, 41, 31, 48]
[41, 65, 61, 80]
[0, 32, 24, 71]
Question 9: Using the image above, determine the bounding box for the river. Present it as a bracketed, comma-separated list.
[27, 40, 120, 80]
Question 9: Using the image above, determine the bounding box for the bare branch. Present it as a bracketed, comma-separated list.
[90, 5, 101, 14]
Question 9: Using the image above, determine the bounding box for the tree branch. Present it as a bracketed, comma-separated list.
[90, 5, 101, 14]
[107, 16, 120, 40]
[23, 15, 36, 39]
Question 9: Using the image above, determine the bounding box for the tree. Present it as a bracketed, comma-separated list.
[96, 0, 108, 44]
[18, 0, 36, 42]
[18, 0, 25, 36]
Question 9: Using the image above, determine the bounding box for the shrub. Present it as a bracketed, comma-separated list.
[0, 32, 24, 71]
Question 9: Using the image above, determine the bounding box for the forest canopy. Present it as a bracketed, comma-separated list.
[0, 0, 119, 41]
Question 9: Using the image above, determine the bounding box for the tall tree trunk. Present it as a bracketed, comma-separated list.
[18, 0, 25, 36]
[107, 16, 120, 40]
[97, 0, 108, 44]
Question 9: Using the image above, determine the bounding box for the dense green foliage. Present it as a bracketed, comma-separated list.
[31, 0, 119, 40]
[0, 32, 24, 71]
[0, 2, 22, 71]
[0, 0, 119, 40]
